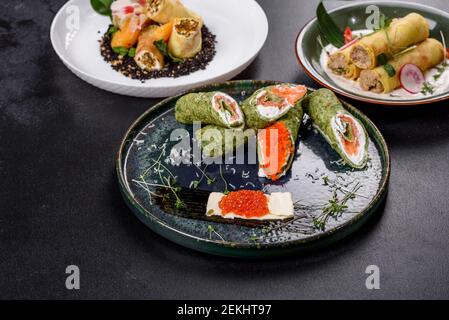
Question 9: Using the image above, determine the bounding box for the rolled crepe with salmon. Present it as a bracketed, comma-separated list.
[111, 14, 148, 49]
[168, 17, 202, 59]
[144, 0, 202, 24]
[195, 125, 255, 158]
[359, 38, 444, 93]
[303, 89, 368, 169]
[175, 92, 244, 128]
[242, 84, 307, 129]
[350, 13, 429, 69]
[134, 22, 173, 71]
[257, 105, 303, 181]
[327, 45, 361, 80]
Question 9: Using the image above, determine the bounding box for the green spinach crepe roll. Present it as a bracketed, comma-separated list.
[304, 89, 368, 169]
[257, 105, 303, 181]
[242, 84, 307, 129]
[175, 92, 244, 128]
[195, 125, 255, 158]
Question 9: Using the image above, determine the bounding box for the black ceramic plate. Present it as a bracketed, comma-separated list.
[116, 80, 390, 258]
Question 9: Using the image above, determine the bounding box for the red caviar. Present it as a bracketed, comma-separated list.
[338, 115, 360, 156]
[259, 122, 293, 181]
[219, 190, 269, 218]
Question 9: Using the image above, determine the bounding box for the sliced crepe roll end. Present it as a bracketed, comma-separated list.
[168, 17, 203, 59]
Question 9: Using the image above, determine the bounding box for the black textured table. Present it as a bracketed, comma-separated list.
[1, 0, 449, 299]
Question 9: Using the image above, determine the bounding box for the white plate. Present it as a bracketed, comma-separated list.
[50, 0, 268, 98]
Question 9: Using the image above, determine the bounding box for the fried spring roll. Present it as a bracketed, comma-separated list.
[168, 17, 202, 59]
[359, 38, 444, 93]
[144, 0, 202, 24]
[350, 13, 429, 69]
[327, 45, 361, 80]
[134, 22, 173, 71]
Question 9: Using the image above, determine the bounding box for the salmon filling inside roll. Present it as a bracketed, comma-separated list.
[255, 85, 306, 119]
[212, 93, 243, 126]
[331, 113, 366, 166]
[257, 122, 294, 181]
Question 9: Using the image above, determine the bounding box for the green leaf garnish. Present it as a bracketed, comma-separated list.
[153, 39, 184, 63]
[112, 46, 129, 56]
[316, 2, 344, 48]
[90, 0, 114, 16]
[377, 53, 388, 65]
[128, 47, 136, 58]
[383, 63, 396, 77]
[108, 25, 118, 35]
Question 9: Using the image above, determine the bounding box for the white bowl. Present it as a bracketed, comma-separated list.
[50, 0, 268, 98]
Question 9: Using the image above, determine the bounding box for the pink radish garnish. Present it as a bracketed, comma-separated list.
[399, 64, 425, 94]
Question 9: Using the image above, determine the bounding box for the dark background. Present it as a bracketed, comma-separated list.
[1, 0, 449, 299]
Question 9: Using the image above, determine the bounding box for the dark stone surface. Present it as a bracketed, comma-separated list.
[1, 0, 449, 299]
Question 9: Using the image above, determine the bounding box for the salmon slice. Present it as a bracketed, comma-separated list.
[270, 85, 307, 105]
[337, 114, 360, 156]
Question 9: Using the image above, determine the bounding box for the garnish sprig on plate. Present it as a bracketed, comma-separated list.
[313, 181, 363, 231]
[132, 148, 185, 209]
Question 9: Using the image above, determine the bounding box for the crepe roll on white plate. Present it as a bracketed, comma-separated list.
[134, 22, 173, 71]
[168, 17, 202, 59]
[144, 0, 202, 25]
[206, 190, 294, 221]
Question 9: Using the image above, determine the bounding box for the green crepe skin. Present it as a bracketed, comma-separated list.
[195, 125, 254, 158]
[303, 88, 369, 169]
[258, 104, 304, 178]
[175, 92, 244, 128]
[241, 86, 306, 129]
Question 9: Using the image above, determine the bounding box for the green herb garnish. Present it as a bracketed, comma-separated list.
[313, 182, 362, 231]
[383, 63, 396, 77]
[208, 225, 224, 241]
[112, 46, 129, 56]
[316, 2, 344, 48]
[421, 81, 435, 95]
[219, 165, 229, 195]
[153, 39, 184, 63]
[377, 53, 388, 65]
[108, 25, 118, 35]
[433, 62, 448, 81]
[128, 47, 136, 58]
[90, 0, 114, 16]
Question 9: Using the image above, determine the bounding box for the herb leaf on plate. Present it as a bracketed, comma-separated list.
[316, 1, 344, 48]
[91, 0, 114, 16]
[154, 40, 184, 64]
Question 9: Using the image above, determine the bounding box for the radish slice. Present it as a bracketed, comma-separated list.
[399, 64, 425, 94]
